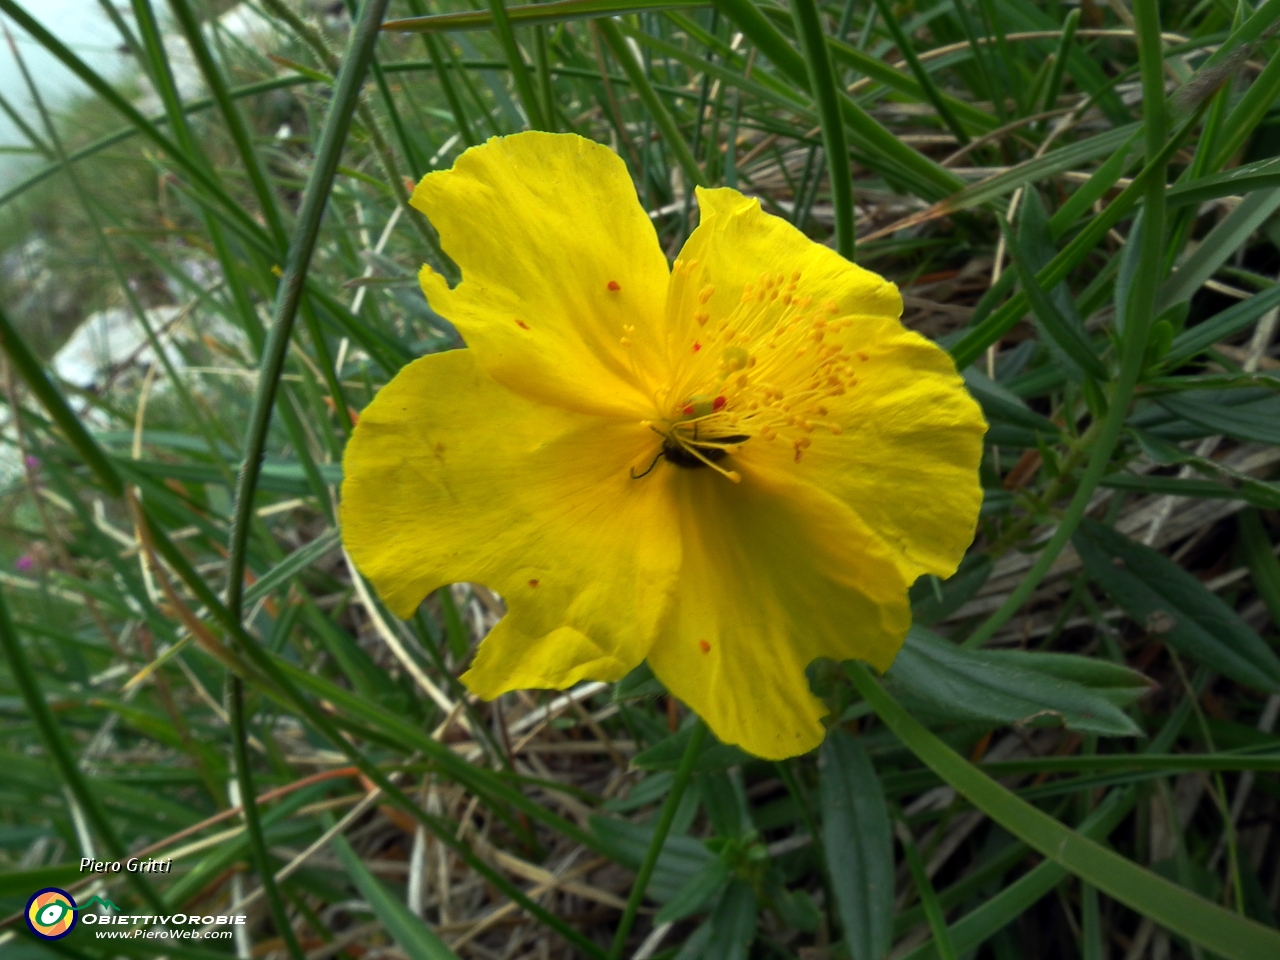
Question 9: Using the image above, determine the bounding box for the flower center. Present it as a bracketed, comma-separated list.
[629, 260, 859, 482]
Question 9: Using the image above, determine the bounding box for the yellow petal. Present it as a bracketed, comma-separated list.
[666, 186, 985, 584]
[412, 133, 670, 419]
[801, 315, 986, 581]
[662, 187, 900, 371]
[647, 464, 912, 760]
[341, 349, 682, 695]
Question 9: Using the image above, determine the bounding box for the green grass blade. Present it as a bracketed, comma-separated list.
[331, 831, 460, 959]
[0, 591, 165, 912]
[597, 18, 705, 188]
[848, 663, 1280, 960]
[383, 0, 708, 32]
[789, 0, 855, 257]
[868, 0, 969, 145]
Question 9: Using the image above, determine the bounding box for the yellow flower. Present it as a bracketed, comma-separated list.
[341, 132, 986, 760]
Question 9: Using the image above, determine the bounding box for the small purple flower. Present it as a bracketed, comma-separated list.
[14, 554, 34, 573]
[24, 455, 39, 471]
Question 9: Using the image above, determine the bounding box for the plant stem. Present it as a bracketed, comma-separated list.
[225, 0, 390, 619]
[609, 720, 707, 959]
[231, 678, 304, 959]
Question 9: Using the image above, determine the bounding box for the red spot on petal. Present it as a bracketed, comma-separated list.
[682, 404, 695, 415]
[693, 342, 702, 353]
[857, 351, 869, 361]
[698, 639, 711, 653]
[607, 280, 621, 292]
[528, 579, 539, 588]
[515, 319, 530, 330]
[712, 396, 727, 411]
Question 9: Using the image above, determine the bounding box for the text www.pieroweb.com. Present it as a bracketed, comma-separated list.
[95, 928, 233, 940]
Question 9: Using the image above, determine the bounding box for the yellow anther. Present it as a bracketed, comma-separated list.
[696, 311, 709, 326]
[699, 285, 715, 304]
[791, 270, 801, 283]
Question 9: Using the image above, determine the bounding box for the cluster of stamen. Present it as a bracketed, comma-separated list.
[628, 259, 863, 482]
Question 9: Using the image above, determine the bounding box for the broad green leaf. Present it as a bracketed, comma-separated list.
[332, 832, 459, 960]
[1074, 518, 1280, 692]
[1239, 509, 1280, 632]
[820, 729, 893, 960]
[699, 770, 752, 839]
[978, 650, 1154, 710]
[1155, 389, 1280, 446]
[962, 370, 1061, 436]
[655, 858, 730, 925]
[589, 815, 715, 901]
[849, 664, 1280, 960]
[673, 922, 715, 960]
[701, 879, 758, 960]
[884, 627, 1147, 736]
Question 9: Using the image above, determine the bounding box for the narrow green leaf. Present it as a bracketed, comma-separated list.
[1100, 473, 1280, 510]
[1159, 188, 1280, 309]
[896, 817, 958, 960]
[596, 19, 705, 189]
[711, 0, 965, 200]
[1155, 389, 1280, 446]
[1004, 215, 1108, 381]
[820, 728, 893, 960]
[383, 0, 707, 31]
[910, 554, 993, 627]
[1162, 284, 1280, 368]
[1166, 156, 1280, 209]
[895, 789, 1135, 960]
[1074, 517, 1280, 692]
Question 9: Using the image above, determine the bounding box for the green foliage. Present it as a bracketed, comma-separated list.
[2, 0, 1280, 957]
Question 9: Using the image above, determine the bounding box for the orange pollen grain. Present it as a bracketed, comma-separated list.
[528, 579, 539, 588]
[515, 319, 530, 330]
[607, 280, 621, 292]
[698, 639, 711, 653]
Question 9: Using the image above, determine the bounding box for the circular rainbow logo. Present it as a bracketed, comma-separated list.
[25, 888, 78, 940]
